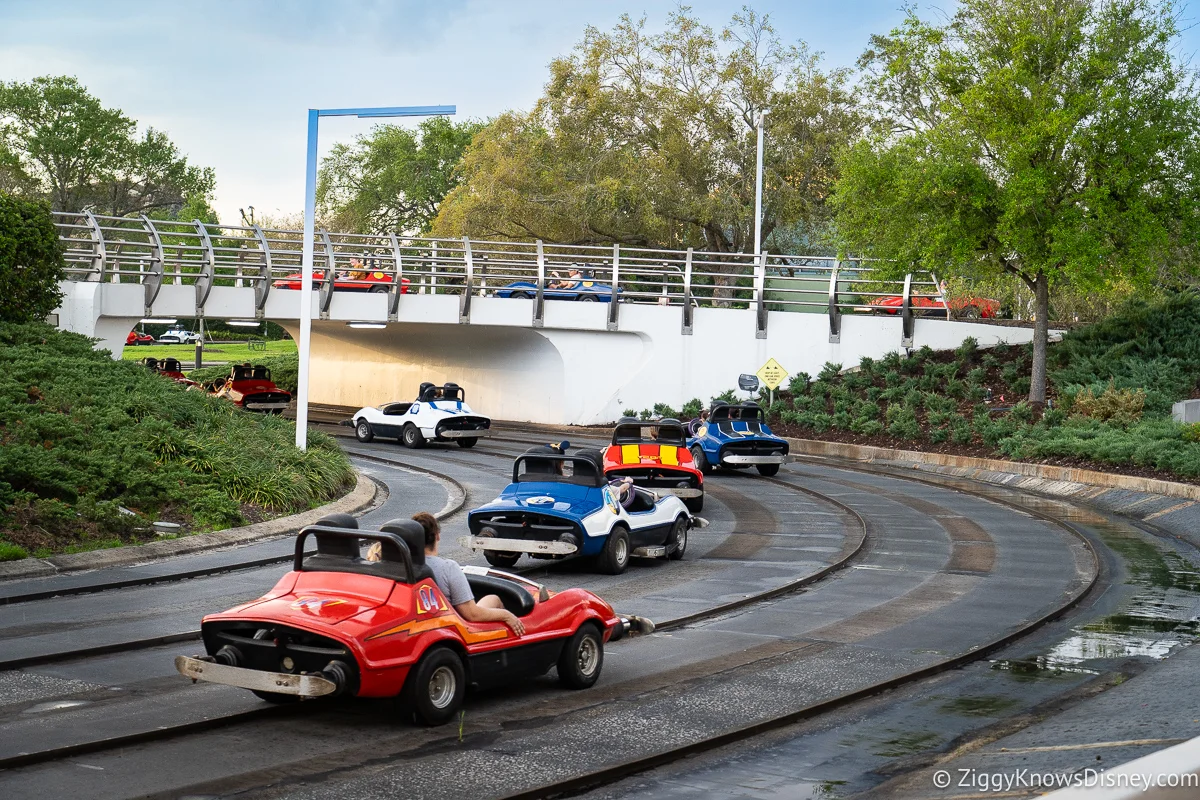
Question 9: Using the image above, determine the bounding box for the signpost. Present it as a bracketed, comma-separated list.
[756, 357, 788, 407]
[738, 373, 760, 400]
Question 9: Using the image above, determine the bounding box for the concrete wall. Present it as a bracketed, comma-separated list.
[58, 281, 1037, 425]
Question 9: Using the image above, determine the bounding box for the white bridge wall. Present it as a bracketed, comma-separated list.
[56, 281, 1036, 425]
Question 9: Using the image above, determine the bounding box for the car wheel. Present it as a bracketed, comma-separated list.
[251, 689, 302, 704]
[484, 550, 520, 569]
[457, 437, 478, 449]
[512, 291, 532, 300]
[960, 304, 981, 320]
[402, 424, 425, 449]
[580, 295, 598, 302]
[684, 494, 704, 513]
[355, 419, 374, 443]
[557, 623, 604, 689]
[403, 647, 465, 726]
[369, 286, 389, 294]
[668, 516, 687, 561]
[756, 463, 781, 477]
[690, 445, 712, 475]
[598, 526, 630, 575]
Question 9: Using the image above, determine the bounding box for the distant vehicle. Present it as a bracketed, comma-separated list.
[346, 382, 491, 449]
[156, 327, 203, 345]
[494, 280, 618, 303]
[603, 418, 704, 513]
[175, 516, 630, 726]
[868, 294, 1000, 320]
[272, 269, 411, 294]
[126, 330, 154, 346]
[142, 357, 199, 389]
[687, 403, 789, 477]
[209, 363, 291, 414]
[464, 445, 704, 573]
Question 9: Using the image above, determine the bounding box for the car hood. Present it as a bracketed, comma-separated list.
[242, 580, 395, 626]
[474, 482, 602, 518]
[422, 401, 479, 415]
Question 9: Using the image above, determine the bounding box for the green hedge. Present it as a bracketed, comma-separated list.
[0, 193, 64, 323]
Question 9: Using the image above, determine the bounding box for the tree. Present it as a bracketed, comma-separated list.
[433, 7, 861, 255]
[317, 117, 485, 235]
[0, 194, 65, 323]
[833, 0, 1200, 405]
[0, 76, 215, 217]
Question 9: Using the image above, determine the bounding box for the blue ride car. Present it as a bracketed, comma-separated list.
[686, 402, 790, 477]
[463, 445, 701, 575]
[494, 280, 618, 302]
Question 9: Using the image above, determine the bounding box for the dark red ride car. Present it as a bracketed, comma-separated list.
[142, 357, 199, 389]
[272, 269, 411, 294]
[175, 517, 626, 725]
[868, 294, 1000, 319]
[209, 363, 291, 414]
[126, 330, 155, 345]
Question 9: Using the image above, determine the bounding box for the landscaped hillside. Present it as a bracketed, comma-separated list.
[0, 323, 353, 561]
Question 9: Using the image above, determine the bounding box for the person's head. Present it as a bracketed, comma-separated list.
[413, 511, 440, 553]
[700, 409, 710, 421]
[349, 257, 362, 268]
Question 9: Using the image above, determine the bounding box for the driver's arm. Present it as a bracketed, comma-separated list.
[454, 600, 525, 636]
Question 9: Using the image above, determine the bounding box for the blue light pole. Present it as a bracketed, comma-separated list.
[296, 105, 455, 450]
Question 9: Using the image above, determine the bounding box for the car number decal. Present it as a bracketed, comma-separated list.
[527, 495, 555, 505]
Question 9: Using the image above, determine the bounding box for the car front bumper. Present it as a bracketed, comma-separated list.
[175, 655, 337, 697]
[721, 454, 787, 465]
[436, 429, 492, 439]
[461, 535, 577, 556]
[244, 401, 291, 412]
[654, 486, 703, 498]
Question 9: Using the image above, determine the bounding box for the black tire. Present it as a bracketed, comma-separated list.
[484, 550, 520, 569]
[691, 445, 712, 475]
[684, 494, 704, 513]
[251, 689, 301, 704]
[961, 304, 981, 320]
[756, 463, 781, 477]
[369, 286, 389, 294]
[402, 423, 425, 449]
[668, 516, 687, 561]
[355, 419, 374, 443]
[512, 291, 532, 300]
[579, 294, 598, 302]
[403, 647, 466, 726]
[457, 437, 478, 448]
[598, 526, 630, 575]
[557, 623, 604, 689]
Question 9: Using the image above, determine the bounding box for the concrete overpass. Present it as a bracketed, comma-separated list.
[52, 212, 1035, 425]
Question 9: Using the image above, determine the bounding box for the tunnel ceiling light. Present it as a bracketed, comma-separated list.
[227, 319, 261, 327]
[140, 317, 177, 324]
[347, 321, 387, 329]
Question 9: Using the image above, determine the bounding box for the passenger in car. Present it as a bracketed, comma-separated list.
[688, 408, 710, 435]
[608, 475, 637, 510]
[367, 512, 525, 636]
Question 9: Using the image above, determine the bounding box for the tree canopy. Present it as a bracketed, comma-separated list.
[433, 8, 861, 252]
[832, 0, 1200, 403]
[0, 76, 216, 218]
[317, 117, 485, 236]
[0, 193, 65, 323]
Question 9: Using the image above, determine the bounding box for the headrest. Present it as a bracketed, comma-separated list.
[316, 513, 358, 529]
[659, 417, 681, 427]
[380, 519, 427, 567]
[617, 416, 639, 425]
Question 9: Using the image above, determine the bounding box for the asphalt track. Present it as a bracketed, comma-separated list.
[0, 428, 1117, 799]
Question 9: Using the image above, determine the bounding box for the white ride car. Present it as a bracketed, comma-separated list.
[348, 382, 492, 449]
[156, 327, 203, 345]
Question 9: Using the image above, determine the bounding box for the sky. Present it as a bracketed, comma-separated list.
[2, 0, 1198, 225]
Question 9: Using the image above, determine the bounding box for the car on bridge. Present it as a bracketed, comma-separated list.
[603, 418, 704, 513]
[687, 402, 789, 476]
[208, 363, 292, 414]
[126, 330, 154, 346]
[494, 275, 618, 302]
[174, 517, 626, 726]
[272, 268, 411, 295]
[868, 293, 1000, 319]
[347, 382, 491, 448]
[464, 444, 703, 573]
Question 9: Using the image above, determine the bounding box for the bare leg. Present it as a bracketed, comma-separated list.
[478, 594, 504, 610]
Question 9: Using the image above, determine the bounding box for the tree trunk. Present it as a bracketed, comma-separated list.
[1028, 270, 1049, 406]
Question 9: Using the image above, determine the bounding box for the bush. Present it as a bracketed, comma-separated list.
[652, 402, 678, 419]
[1183, 423, 1200, 443]
[0, 194, 65, 323]
[1071, 382, 1146, 427]
[713, 389, 739, 404]
[886, 404, 920, 439]
[622, 408, 636, 418]
[955, 336, 978, 358]
[858, 419, 884, 437]
[818, 362, 842, 382]
[638, 408, 652, 420]
[680, 398, 703, 419]
[787, 373, 811, 394]
[0, 541, 28, 561]
[929, 426, 949, 444]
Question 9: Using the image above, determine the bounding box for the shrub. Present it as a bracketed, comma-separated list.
[787, 373, 811, 395]
[866, 386, 883, 402]
[883, 369, 903, 387]
[886, 404, 920, 439]
[638, 408, 652, 420]
[966, 367, 986, 386]
[818, 362, 843, 382]
[881, 351, 902, 370]
[652, 402, 678, 419]
[712, 389, 739, 404]
[1071, 382, 1146, 427]
[0, 541, 28, 562]
[809, 412, 833, 433]
[951, 416, 973, 444]
[680, 398, 703, 419]
[833, 410, 852, 429]
[853, 399, 881, 420]
[858, 419, 884, 436]
[1010, 402, 1034, 423]
[858, 356, 876, 374]
[622, 408, 636, 418]
[945, 379, 966, 400]
[1183, 423, 1200, 443]
[929, 426, 949, 444]
[955, 337, 978, 358]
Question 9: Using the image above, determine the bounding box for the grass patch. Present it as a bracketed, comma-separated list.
[122, 339, 296, 364]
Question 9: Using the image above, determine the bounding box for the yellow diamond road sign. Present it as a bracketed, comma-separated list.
[756, 358, 788, 391]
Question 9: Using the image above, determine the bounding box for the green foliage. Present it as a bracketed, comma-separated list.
[0, 194, 63, 322]
[622, 408, 636, 418]
[0, 322, 354, 557]
[712, 389, 739, 405]
[886, 404, 920, 439]
[680, 398, 703, 419]
[858, 356, 875, 374]
[787, 372, 811, 394]
[955, 337, 978, 359]
[1182, 424, 1200, 443]
[818, 362, 843, 382]
[638, 409, 652, 420]
[652, 402, 678, 419]
[1070, 382, 1146, 427]
[0, 541, 27, 561]
[929, 426, 949, 444]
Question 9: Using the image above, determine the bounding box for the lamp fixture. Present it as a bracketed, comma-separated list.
[140, 317, 177, 324]
[346, 321, 387, 329]
[227, 319, 261, 327]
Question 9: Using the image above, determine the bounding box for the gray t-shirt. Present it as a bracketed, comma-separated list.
[426, 555, 473, 607]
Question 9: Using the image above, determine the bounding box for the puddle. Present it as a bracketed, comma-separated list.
[938, 694, 1021, 717]
[23, 699, 91, 713]
[989, 656, 1099, 681]
[870, 729, 943, 757]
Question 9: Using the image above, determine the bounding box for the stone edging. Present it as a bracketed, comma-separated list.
[0, 470, 383, 582]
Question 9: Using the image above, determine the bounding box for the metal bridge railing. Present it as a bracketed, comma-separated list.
[52, 212, 947, 341]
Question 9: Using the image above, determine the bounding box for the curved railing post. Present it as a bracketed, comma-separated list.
[83, 210, 106, 282]
[251, 225, 272, 316]
[533, 239, 545, 328]
[828, 261, 841, 343]
[607, 243, 621, 331]
[318, 229, 336, 318]
[459, 236, 473, 323]
[901, 271, 914, 348]
[681, 247, 694, 335]
[754, 251, 768, 339]
[194, 219, 215, 314]
[140, 215, 164, 313]
[388, 232, 403, 321]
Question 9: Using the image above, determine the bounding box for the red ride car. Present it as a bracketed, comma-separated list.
[126, 330, 155, 345]
[602, 418, 705, 512]
[142, 357, 199, 389]
[868, 294, 1000, 319]
[209, 363, 291, 414]
[175, 518, 626, 725]
[272, 268, 411, 295]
